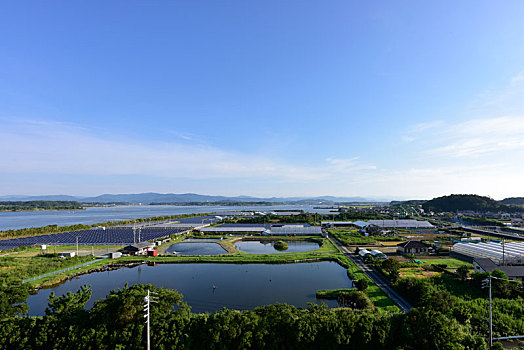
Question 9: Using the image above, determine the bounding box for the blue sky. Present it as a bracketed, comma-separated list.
[1, 1, 524, 199]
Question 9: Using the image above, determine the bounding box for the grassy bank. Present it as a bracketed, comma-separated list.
[316, 288, 356, 299]
[0, 254, 95, 284]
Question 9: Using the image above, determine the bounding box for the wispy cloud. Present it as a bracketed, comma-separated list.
[423, 116, 524, 157]
[326, 157, 377, 172]
[0, 118, 376, 184]
[404, 71, 524, 157]
[408, 120, 444, 133]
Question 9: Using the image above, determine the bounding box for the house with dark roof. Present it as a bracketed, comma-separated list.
[473, 258, 524, 282]
[123, 242, 155, 255]
[397, 241, 431, 255]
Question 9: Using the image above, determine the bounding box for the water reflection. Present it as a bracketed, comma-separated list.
[165, 242, 227, 255]
[235, 240, 320, 254]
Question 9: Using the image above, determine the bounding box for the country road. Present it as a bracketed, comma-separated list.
[328, 233, 412, 312]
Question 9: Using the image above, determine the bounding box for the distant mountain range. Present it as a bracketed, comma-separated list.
[0, 193, 387, 205]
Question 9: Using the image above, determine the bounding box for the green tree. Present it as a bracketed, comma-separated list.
[490, 270, 512, 298]
[0, 283, 29, 320]
[355, 279, 369, 292]
[382, 258, 401, 281]
[457, 265, 469, 281]
[45, 285, 92, 317]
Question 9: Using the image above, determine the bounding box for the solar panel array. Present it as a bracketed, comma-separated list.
[0, 227, 186, 250]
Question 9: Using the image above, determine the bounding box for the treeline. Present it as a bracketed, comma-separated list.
[461, 216, 505, 227]
[499, 197, 524, 206]
[0, 201, 83, 212]
[423, 194, 523, 213]
[0, 213, 204, 240]
[226, 214, 319, 225]
[0, 284, 488, 350]
[227, 212, 387, 225]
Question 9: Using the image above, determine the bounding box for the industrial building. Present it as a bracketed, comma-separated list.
[264, 225, 323, 236]
[368, 220, 434, 229]
[122, 242, 156, 255]
[198, 223, 322, 236]
[451, 241, 524, 265]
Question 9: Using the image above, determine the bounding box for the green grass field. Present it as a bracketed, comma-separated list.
[417, 258, 473, 267]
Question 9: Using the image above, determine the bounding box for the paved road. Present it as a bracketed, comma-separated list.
[328, 234, 412, 312]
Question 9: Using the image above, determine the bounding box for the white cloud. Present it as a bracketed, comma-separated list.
[0, 118, 376, 185]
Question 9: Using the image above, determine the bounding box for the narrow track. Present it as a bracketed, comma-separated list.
[329, 234, 412, 312]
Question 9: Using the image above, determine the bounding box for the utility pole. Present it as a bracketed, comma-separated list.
[482, 276, 493, 348]
[144, 289, 158, 350]
[76, 236, 79, 256]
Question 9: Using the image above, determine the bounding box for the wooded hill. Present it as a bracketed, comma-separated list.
[499, 197, 524, 206]
[422, 194, 523, 213]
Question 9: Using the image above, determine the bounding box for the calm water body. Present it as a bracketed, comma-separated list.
[165, 242, 227, 255]
[0, 205, 333, 231]
[26, 262, 352, 315]
[235, 240, 320, 254]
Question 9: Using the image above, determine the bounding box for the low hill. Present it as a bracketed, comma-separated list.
[422, 194, 523, 213]
[0, 201, 83, 211]
[499, 197, 524, 206]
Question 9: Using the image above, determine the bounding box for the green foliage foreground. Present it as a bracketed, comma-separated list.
[0, 284, 490, 350]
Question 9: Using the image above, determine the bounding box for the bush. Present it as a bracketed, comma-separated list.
[337, 291, 375, 311]
[393, 277, 432, 306]
[273, 241, 288, 251]
[355, 279, 368, 292]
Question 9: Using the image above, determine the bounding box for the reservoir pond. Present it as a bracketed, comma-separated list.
[26, 261, 352, 315]
[235, 240, 320, 254]
[165, 242, 227, 255]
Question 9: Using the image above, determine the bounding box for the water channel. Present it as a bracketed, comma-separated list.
[26, 261, 353, 315]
